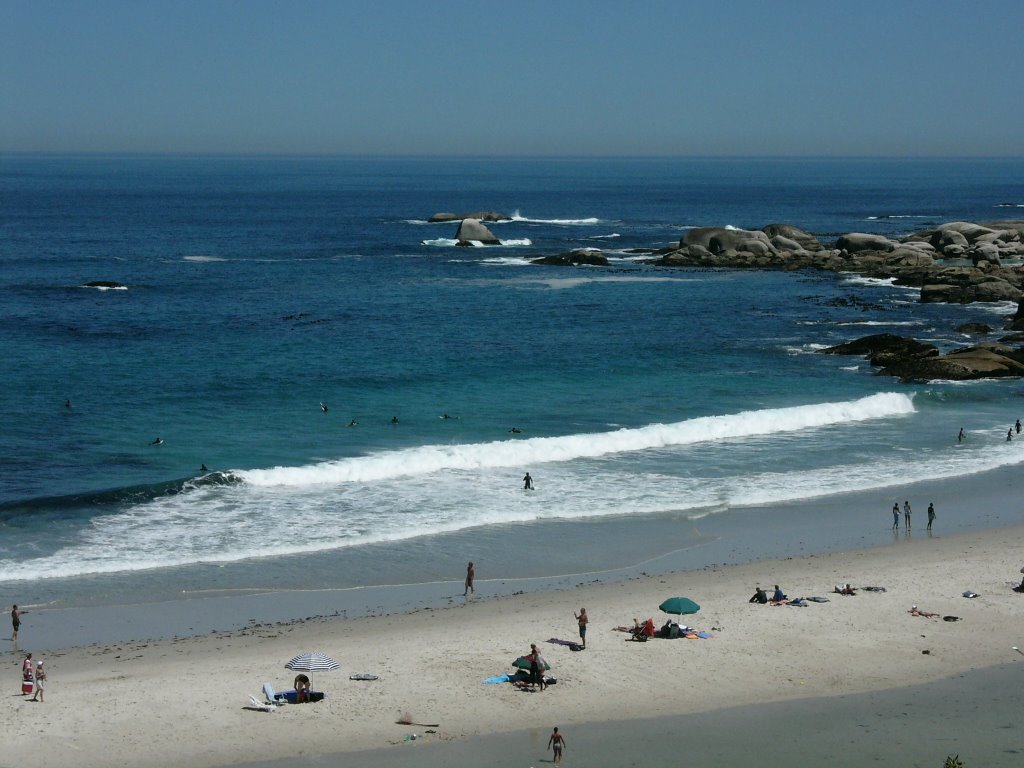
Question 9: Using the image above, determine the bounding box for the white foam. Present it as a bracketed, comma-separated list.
[510, 209, 601, 226]
[239, 393, 915, 488]
[182, 255, 227, 262]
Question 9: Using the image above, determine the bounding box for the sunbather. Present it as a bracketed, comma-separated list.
[908, 605, 939, 618]
[835, 584, 857, 596]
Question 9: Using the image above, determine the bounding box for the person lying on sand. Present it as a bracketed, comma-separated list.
[834, 584, 857, 596]
[908, 605, 940, 618]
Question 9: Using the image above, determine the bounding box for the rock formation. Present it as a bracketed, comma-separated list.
[455, 218, 501, 246]
[531, 249, 609, 266]
[430, 211, 510, 223]
[821, 333, 1024, 382]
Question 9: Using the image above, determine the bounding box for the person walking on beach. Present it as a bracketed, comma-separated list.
[464, 561, 474, 596]
[927, 502, 936, 531]
[548, 726, 566, 764]
[903, 500, 912, 530]
[892, 502, 900, 530]
[574, 607, 588, 649]
[523, 472, 533, 490]
[30, 661, 45, 702]
[532, 643, 548, 692]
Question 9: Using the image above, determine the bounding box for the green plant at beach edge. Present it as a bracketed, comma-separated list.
[944, 756, 963, 768]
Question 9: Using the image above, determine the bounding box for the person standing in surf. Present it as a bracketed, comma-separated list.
[464, 561, 474, 596]
[927, 502, 936, 531]
[523, 472, 533, 490]
[903, 500, 912, 530]
[892, 502, 900, 530]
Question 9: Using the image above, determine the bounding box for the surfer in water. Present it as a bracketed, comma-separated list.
[958, 427, 965, 442]
[320, 402, 328, 413]
[150, 437, 163, 446]
[523, 472, 533, 490]
[347, 419, 358, 427]
[200, 464, 209, 472]
[391, 416, 399, 425]
[509, 427, 522, 434]
[64, 399, 72, 409]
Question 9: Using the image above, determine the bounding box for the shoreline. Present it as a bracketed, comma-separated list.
[4, 516, 1024, 768]
[13, 456, 1024, 654]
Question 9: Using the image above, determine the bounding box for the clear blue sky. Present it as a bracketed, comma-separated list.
[2, 0, 1022, 156]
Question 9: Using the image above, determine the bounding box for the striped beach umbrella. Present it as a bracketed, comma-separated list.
[285, 652, 340, 687]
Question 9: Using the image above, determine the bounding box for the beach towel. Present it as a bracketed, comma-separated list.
[483, 675, 511, 684]
[805, 596, 830, 602]
[546, 638, 583, 651]
[349, 673, 379, 681]
[861, 586, 887, 592]
[943, 615, 962, 622]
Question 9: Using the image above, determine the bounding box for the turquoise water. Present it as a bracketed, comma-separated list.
[3, 155, 1024, 615]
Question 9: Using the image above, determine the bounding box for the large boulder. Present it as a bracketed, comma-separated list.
[455, 218, 501, 245]
[835, 233, 898, 254]
[761, 223, 824, 252]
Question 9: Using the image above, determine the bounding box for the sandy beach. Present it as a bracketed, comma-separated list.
[4, 519, 1024, 768]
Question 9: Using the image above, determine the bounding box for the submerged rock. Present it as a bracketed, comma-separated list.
[822, 333, 1024, 382]
[531, 249, 608, 266]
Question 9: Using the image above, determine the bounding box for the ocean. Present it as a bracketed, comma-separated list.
[3, 155, 1024, 639]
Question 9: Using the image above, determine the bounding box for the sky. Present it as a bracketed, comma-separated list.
[2, 0, 1023, 157]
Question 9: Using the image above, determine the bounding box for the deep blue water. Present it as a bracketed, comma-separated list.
[3, 155, 1024, 612]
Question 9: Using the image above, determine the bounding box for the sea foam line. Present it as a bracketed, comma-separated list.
[238, 393, 915, 488]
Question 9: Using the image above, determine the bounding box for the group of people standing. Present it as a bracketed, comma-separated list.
[891, 500, 936, 531]
[19, 651, 45, 702]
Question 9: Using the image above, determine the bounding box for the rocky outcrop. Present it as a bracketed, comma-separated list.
[651, 220, 1024, 306]
[455, 218, 501, 246]
[905, 220, 1024, 262]
[430, 211, 510, 223]
[822, 333, 1024, 382]
[531, 249, 609, 266]
[658, 224, 840, 270]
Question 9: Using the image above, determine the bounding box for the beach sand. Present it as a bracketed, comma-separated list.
[4, 522, 1024, 768]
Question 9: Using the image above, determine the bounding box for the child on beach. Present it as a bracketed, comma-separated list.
[548, 727, 566, 764]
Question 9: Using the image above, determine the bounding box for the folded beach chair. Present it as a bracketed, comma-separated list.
[263, 682, 284, 705]
[248, 695, 276, 712]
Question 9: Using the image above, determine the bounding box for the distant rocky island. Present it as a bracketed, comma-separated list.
[429, 213, 1024, 380]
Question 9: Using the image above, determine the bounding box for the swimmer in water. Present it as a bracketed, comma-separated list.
[64, 399, 72, 409]
[200, 464, 209, 472]
[348, 419, 358, 427]
[509, 427, 522, 434]
[320, 402, 328, 413]
[391, 416, 399, 424]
